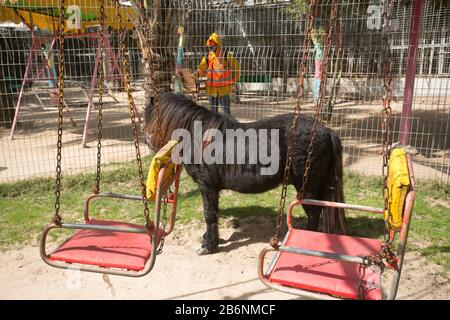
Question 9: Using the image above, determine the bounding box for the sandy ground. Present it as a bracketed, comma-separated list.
[0, 217, 448, 300]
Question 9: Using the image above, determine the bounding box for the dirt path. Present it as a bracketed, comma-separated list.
[0, 217, 448, 300]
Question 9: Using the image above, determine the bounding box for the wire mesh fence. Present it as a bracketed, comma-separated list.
[0, 0, 449, 184]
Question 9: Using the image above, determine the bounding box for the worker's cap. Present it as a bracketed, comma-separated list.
[206, 32, 222, 47]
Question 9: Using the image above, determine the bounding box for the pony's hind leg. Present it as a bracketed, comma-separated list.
[197, 187, 220, 255]
[296, 190, 322, 231]
[301, 203, 321, 231]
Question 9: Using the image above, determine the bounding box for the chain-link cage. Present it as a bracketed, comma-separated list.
[0, 0, 449, 183]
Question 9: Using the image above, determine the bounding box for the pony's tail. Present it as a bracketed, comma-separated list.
[321, 130, 348, 235]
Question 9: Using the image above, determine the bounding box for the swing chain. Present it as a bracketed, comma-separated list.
[94, 0, 106, 194]
[357, 255, 384, 300]
[53, 0, 66, 225]
[139, 0, 163, 148]
[300, 0, 338, 201]
[382, 241, 398, 269]
[326, 20, 343, 123]
[132, 1, 167, 239]
[157, 191, 169, 255]
[358, 0, 396, 299]
[358, 262, 367, 300]
[297, 0, 316, 102]
[358, 242, 397, 300]
[270, 0, 316, 249]
[115, 0, 152, 231]
[381, 0, 394, 243]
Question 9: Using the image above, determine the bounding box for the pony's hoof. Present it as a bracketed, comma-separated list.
[196, 245, 218, 255]
[196, 247, 212, 255]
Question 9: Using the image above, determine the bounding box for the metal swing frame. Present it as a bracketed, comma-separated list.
[258, 0, 420, 300]
[258, 155, 416, 300]
[40, 164, 182, 277]
[40, 0, 179, 277]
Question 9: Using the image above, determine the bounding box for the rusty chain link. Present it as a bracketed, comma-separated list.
[94, 0, 106, 194]
[270, 0, 316, 249]
[358, 255, 385, 300]
[53, 0, 66, 225]
[135, 0, 163, 148]
[358, 261, 367, 300]
[115, 0, 153, 232]
[146, 0, 167, 248]
[300, 0, 338, 201]
[296, 1, 316, 104]
[132, 0, 168, 251]
[381, 0, 394, 243]
[156, 190, 169, 255]
[358, 0, 396, 298]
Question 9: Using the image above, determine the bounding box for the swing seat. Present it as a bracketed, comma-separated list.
[40, 161, 182, 277]
[266, 229, 382, 300]
[49, 220, 163, 271]
[259, 149, 415, 300]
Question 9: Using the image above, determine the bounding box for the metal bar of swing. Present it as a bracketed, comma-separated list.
[40, 165, 180, 277]
[297, 199, 384, 214]
[82, 162, 181, 224]
[82, 165, 179, 206]
[58, 223, 147, 234]
[277, 245, 367, 265]
[89, 192, 145, 201]
[280, 198, 384, 266]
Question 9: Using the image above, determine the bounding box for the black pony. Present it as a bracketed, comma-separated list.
[144, 92, 347, 254]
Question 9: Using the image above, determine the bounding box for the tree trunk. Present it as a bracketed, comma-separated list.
[135, 0, 180, 100]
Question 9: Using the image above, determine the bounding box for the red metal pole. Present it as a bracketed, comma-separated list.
[399, 0, 424, 145]
[82, 40, 101, 148]
[9, 28, 35, 140]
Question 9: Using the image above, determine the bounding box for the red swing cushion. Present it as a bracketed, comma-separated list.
[50, 220, 160, 271]
[267, 229, 383, 300]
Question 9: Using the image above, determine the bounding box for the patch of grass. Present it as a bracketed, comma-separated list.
[1, 164, 449, 271]
[410, 180, 450, 269]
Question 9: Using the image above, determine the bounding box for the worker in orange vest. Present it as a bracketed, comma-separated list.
[197, 32, 240, 115]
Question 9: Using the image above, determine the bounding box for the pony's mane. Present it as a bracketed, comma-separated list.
[145, 92, 239, 143]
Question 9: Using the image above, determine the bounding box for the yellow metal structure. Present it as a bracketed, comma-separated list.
[146, 140, 179, 200]
[384, 148, 411, 230]
[0, 0, 136, 32]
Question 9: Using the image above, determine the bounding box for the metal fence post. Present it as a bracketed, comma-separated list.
[399, 0, 424, 145]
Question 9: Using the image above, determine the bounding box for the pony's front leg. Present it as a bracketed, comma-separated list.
[197, 188, 219, 255]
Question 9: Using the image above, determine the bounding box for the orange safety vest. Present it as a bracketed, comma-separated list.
[206, 50, 234, 87]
